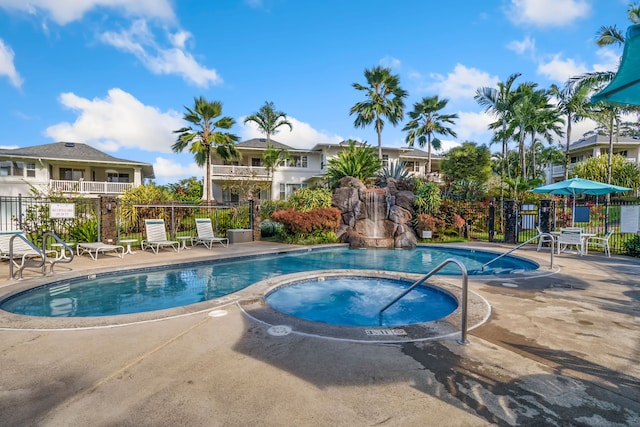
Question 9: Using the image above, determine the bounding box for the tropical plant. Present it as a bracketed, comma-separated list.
[173, 97, 240, 204]
[403, 95, 458, 174]
[350, 66, 408, 159]
[287, 188, 333, 211]
[595, 2, 640, 47]
[261, 144, 292, 200]
[572, 154, 640, 190]
[243, 101, 293, 146]
[413, 178, 441, 215]
[165, 177, 203, 203]
[475, 73, 522, 209]
[448, 179, 487, 202]
[440, 141, 492, 183]
[504, 176, 543, 202]
[378, 160, 412, 186]
[120, 183, 174, 234]
[550, 81, 590, 180]
[325, 140, 382, 188]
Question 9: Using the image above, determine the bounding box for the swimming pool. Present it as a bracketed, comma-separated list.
[265, 275, 459, 327]
[0, 246, 537, 317]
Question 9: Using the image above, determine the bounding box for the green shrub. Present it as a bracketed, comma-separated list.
[624, 235, 640, 257]
[287, 188, 333, 212]
[69, 217, 99, 242]
[271, 207, 341, 235]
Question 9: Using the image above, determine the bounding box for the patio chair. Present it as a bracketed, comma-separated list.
[77, 242, 125, 260]
[195, 218, 229, 248]
[557, 229, 584, 255]
[536, 226, 555, 252]
[586, 230, 613, 257]
[142, 219, 180, 254]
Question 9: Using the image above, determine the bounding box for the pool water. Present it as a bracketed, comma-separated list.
[265, 276, 458, 327]
[0, 246, 537, 317]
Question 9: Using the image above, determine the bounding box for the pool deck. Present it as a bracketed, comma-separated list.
[0, 241, 638, 426]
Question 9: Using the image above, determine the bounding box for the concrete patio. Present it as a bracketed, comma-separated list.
[0, 241, 638, 426]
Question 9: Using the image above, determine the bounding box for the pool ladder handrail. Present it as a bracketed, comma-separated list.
[43, 231, 74, 272]
[378, 258, 470, 345]
[8, 232, 74, 280]
[481, 233, 554, 272]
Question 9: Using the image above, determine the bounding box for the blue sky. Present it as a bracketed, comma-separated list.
[0, 0, 632, 184]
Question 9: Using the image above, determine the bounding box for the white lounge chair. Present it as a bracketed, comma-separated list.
[586, 230, 613, 257]
[536, 226, 555, 252]
[142, 219, 180, 254]
[195, 218, 229, 248]
[77, 242, 125, 260]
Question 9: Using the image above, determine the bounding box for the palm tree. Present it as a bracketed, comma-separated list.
[325, 140, 382, 188]
[261, 144, 292, 200]
[243, 101, 293, 146]
[350, 66, 408, 160]
[475, 73, 522, 206]
[596, 2, 640, 47]
[403, 96, 458, 175]
[550, 81, 590, 180]
[173, 97, 240, 204]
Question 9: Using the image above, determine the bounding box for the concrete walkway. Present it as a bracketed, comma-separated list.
[0, 242, 638, 426]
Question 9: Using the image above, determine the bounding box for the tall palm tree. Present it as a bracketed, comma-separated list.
[596, 2, 640, 47]
[243, 101, 293, 146]
[525, 90, 564, 180]
[475, 73, 522, 205]
[350, 66, 408, 160]
[173, 97, 239, 204]
[550, 81, 590, 180]
[403, 96, 458, 175]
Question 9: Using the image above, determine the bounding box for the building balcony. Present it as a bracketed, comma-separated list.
[211, 165, 270, 180]
[49, 179, 134, 194]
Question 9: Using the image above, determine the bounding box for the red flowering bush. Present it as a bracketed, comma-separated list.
[271, 207, 341, 235]
[416, 214, 446, 233]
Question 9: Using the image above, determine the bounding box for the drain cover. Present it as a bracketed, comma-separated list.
[208, 310, 228, 317]
[501, 282, 519, 288]
[268, 325, 292, 336]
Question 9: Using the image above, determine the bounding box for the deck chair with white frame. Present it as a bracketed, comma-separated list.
[557, 229, 584, 255]
[195, 218, 229, 248]
[586, 230, 613, 257]
[535, 226, 555, 252]
[142, 219, 180, 254]
[0, 231, 57, 276]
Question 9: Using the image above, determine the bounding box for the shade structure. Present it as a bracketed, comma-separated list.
[591, 24, 640, 106]
[530, 178, 631, 226]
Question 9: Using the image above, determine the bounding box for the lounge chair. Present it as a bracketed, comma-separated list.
[0, 231, 57, 278]
[77, 242, 125, 260]
[535, 226, 555, 252]
[586, 230, 613, 257]
[142, 219, 180, 254]
[195, 218, 229, 248]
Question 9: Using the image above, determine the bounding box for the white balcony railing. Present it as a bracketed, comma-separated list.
[49, 180, 134, 194]
[211, 165, 269, 179]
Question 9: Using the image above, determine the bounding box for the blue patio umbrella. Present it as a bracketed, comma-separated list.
[591, 24, 640, 106]
[530, 178, 631, 226]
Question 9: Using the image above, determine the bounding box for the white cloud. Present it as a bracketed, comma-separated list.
[593, 48, 621, 72]
[100, 20, 222, 87]
[45, 88, 182, 153]
[0, 0, 175, 25]
[455, 111, 495, 144]
[0, 144, 19, 149]
[427, 64, 499, 100]
[433, 139, 461, 155]
[380, 56, 402, 70]
[239, 117, 343, 149]
[0, 39, 23, 88]
[537, 54, 588, 82]
[507, 36, 536, 56]
[153, 157, 202, 184]
[508, 0, 590, 27]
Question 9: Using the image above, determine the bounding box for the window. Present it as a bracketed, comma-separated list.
[286, 155, 307, 168]
[107, 172, 130, 182]
[615, 150, 628, 157]
[279, 183, 305, 200]
[0, 161, 27, 177]
[26, 163, 36, 177]
[404, 161, 414, 172]
[414, 161, 420, 172]
[60, 168, 85, 180]
[382, 155, 389, 168]
[251, 158, 262, 166]
[222, 189, 240, 203]
[570, 156, 584, 164]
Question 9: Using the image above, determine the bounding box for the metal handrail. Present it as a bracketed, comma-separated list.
[481, 233, 554, 271]
[43, 231, 74, 272]
[8, 234, 48, 280]
[378, 258, 470, 345]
